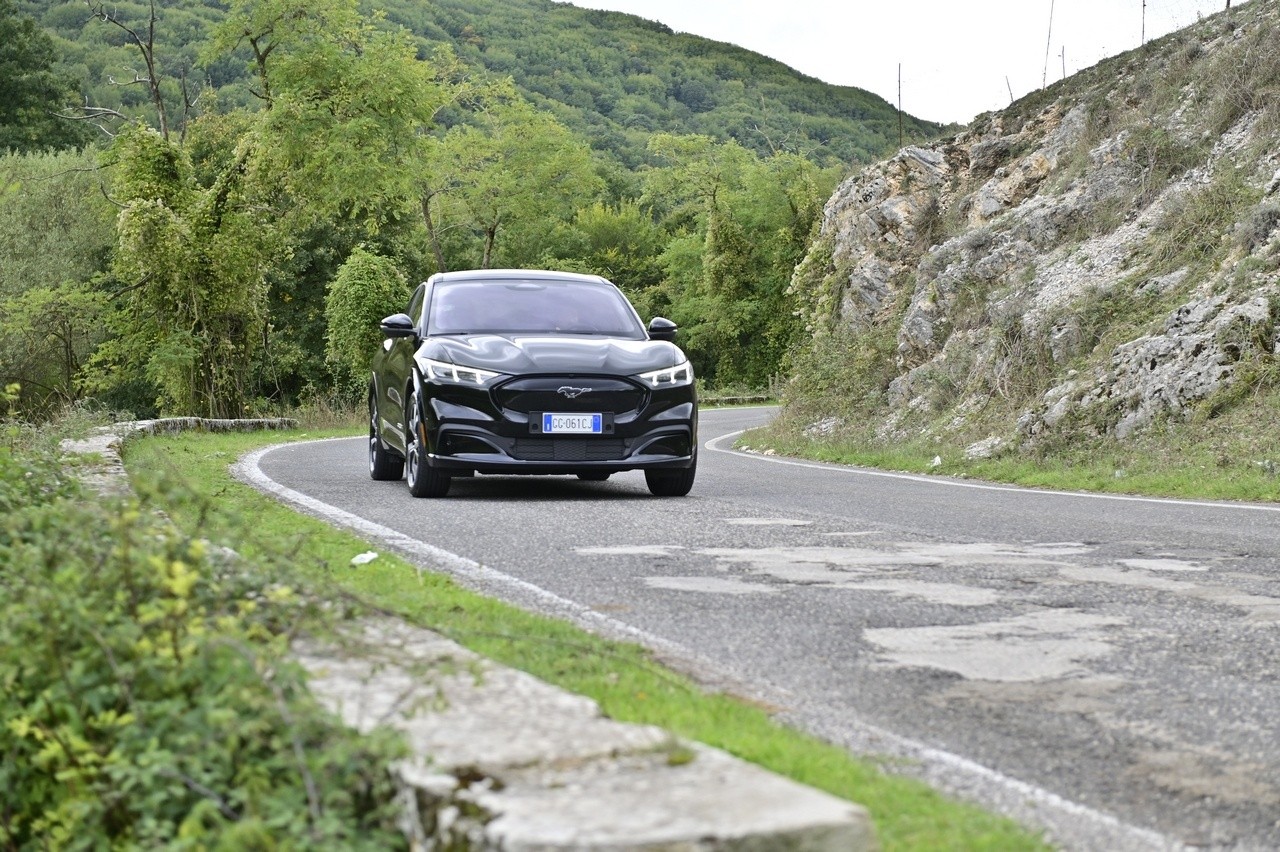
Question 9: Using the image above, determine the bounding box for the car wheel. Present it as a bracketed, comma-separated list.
[369, 389, 404, 481]
[405, 389, 451, 498]
[576, 472, 611, 482]
[644, 460, 696, 497]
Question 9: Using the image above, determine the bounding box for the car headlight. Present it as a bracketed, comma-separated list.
[636, 359, 694, 389]
[419, 357, 503, 386]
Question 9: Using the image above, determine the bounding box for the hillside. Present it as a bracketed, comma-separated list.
[777, 0, 1280, 487]
[17, 0, 946, 169]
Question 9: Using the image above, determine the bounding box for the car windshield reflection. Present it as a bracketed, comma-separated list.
[428, 279, 645, 338]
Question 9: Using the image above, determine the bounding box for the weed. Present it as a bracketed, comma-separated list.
[1233, 202, 1280, 255]
[1143, 165, 1262, 274]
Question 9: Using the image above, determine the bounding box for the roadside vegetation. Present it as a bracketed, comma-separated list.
[116, 418, 1050, 852]
[0, 406, 407, 849]
[749, 339, 1280, 503]
[743, 390, 1280, 503]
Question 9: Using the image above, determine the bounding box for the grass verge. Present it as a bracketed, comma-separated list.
[748, 377, 1280, 504]
[123, 425, 1050, 852]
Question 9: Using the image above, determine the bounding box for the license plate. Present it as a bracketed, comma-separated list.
[542, 413, 603, 434]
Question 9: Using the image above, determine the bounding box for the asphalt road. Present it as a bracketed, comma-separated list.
[240, 406, 1280, 851]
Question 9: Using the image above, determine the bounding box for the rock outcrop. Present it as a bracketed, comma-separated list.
[788, 0, 1280, 448]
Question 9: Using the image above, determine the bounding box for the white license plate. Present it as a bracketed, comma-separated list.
[542, 413, 603, 434]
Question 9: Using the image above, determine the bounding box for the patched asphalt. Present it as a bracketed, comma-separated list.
[242, 407, 1280, 851]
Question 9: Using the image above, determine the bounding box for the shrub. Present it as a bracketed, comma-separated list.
[324, 249, 412, 400]
[0, 440, 407, 849]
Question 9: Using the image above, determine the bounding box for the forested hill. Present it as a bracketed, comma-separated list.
[380, 0, 948, 167]
[19, 0, 947, 168]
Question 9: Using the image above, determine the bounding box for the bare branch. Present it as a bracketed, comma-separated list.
[84, 0, 170, 139]
[99, 183, 127, 211]
[54, 100, 131, 140]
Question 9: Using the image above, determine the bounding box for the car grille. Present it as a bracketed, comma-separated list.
[511, 439, 626, 462]
[494, 377, 644, 415]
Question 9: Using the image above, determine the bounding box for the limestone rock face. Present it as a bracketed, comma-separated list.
[790, 0, 1280, 444]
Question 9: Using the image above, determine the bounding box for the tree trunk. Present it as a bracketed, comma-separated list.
[421, 193, 448, 273]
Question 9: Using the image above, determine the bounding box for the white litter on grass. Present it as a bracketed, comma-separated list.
[351, 551, 379, 566]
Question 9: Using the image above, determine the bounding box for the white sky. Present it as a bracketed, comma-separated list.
[565, 0, 1242, 125]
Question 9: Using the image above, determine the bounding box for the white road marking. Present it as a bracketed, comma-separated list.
[723, 517, 812, 526]
[235, 432, 1180, 852]
[707, 428, 1280, 514]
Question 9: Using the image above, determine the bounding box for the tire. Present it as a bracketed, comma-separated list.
[369, 389, 404, 481]
[405, 388, 451, 498]
[576, 472, 611, 482]
[644, 460, 696, 497]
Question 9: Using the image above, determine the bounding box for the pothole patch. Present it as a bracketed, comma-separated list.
[864, 610, 1128, 682]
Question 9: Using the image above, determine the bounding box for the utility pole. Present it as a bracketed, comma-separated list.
[1042, 0, 1055, 89]
[1142, 0, 1147, 44]
[897, 64, 903, 150]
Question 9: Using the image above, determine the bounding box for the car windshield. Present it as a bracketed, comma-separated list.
[427, 279, 647, 338]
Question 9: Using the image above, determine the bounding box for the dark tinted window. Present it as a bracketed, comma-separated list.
[407, 284, 426, 326]
[427, 279, 645, 338]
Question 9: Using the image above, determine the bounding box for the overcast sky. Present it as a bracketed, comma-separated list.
[565, 0, 1242, 125]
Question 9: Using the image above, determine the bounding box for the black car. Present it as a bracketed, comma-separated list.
[368, 269, 698, 497]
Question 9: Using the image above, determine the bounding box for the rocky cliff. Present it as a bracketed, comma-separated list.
[787, 0, 1280, 459]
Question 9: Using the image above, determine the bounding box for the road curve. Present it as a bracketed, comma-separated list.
[238, 407, 1280, 851]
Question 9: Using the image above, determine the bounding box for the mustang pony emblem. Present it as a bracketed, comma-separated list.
[557, 386, 592, 399]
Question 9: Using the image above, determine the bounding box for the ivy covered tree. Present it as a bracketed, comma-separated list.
[324, 247, 410, 397]
[89, 124, 274, 417]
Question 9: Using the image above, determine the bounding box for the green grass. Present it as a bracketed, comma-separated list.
[122, 426, 1050, 852]
[745, 380, 1280, 503]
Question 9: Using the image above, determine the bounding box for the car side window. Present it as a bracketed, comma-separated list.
[406, 284, 426, 328]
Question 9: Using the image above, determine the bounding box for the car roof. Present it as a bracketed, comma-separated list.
[426, 269, 613, 286]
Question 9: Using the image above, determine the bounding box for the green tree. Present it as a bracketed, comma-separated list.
[226, 0, 458, 231]
[0, 0, 92, 152]
[90, 124, 274, 417]
[426, 81, 604, 269]
[0, 149, 117, 414]
[0, 148, 116, 301]
[539, 200, 667, 291]
[324, 248, 410, 396]
[0, 282, 108, 415]
[641, 135, 836, 387]
[207, 0, 465, 401]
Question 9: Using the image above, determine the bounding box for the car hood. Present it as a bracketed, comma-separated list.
[419, 334, 686, 376]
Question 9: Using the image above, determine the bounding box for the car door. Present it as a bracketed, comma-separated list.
[374, 283, 426, 454]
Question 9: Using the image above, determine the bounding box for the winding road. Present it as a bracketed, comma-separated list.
[238, 406, 1280, 851]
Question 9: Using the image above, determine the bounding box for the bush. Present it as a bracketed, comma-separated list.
[324, 249, 412, 400]
[0, 440, 406, 850]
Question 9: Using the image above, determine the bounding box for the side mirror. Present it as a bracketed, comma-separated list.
[379, 313, 417, 339]
[648, 317, 678, 342]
